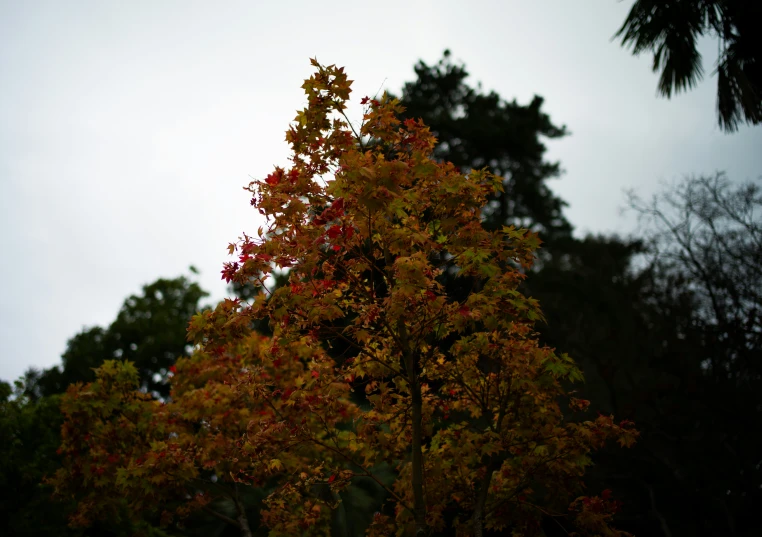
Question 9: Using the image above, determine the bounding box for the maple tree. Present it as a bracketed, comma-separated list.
[52, 60, 637, 536]
[49, 334, 353, 536]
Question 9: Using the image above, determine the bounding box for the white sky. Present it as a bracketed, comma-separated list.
[1, 0, 760, 382]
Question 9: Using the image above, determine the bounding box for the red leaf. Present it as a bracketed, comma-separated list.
[221, 262, 239, 283]
[332, 245, 341, 252]
[360, 96, 370, 105]
[327, 225, 342, 239]
[311, 370, 320, 378]
[331, 197, 345, 216]
[265, 169, 283, 185]
[328, 474, 336, 483]
[169, 365, 177, 374]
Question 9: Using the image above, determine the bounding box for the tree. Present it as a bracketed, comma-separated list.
[535, 174, 762, 536]
[54, 60, 636, 537]
[616, 0, 762, 132]
[526, 233, 709, 536]
[628, 173, 761, 369]
[49, 336, 364, 537]
[24, 272, 209, 399]
[395, 51, 572, 245]
[0, 273, 208, 537]
[0, 383, 77, 537]
[620, 173, 762, 535]
[0, 381, 175, 537]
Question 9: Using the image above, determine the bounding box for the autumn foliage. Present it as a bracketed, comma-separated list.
[52, 60, 637, 536]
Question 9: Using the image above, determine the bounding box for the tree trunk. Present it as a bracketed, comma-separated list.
[410, 376, 426, 536]
[332, 490, 350, 537]
[233, 495, 254, 537]
[399, 320, 427, 536]
[237, 511, 253, 537]
[472, 460, 499, 537]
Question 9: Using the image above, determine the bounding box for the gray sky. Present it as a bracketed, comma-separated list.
[1, 0, 760, 382]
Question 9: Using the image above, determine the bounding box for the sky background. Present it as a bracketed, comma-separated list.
[1, 0, 760, 382]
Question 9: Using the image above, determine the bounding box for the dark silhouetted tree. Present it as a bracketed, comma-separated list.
[622, 174, 762, 535]
[628, 173, 761, 368]
[0, 384, 76, 537]
[395, 51, 572, 246]
[539, 174, 762, 536]
[2, 273, 209, 537]
[616, 0, 762, 131]
[24, 272, 208, 399]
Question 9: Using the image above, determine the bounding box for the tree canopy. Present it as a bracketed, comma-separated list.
[52, 60, 637, 537]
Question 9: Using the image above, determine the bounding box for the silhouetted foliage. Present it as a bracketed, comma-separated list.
[2, 273, 209, 537]
[629, 173, 761, 372]
[24, 273, 208, 399]
[395, 51, 572, 245]
[620, 174, 762, 536]
[0, 386, 76, 536]
[532, 175, 762, 536]
[616, 0, 762, 131]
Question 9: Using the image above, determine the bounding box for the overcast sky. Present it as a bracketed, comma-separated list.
[1, 0, 760, 383]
